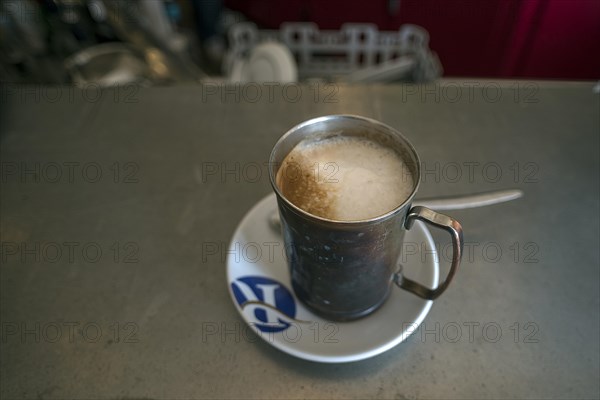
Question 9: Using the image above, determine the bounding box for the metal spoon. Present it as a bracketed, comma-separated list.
[268, 189, 523, 231]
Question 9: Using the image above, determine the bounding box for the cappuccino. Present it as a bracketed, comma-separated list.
[276, 135, 414, 221]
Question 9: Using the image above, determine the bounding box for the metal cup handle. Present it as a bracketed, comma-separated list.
[394, 206, 464, 300]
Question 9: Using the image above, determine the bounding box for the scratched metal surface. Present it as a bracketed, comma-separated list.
[0, 81, 598, 399]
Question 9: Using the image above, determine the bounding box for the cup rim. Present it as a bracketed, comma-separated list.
[268, 114, 422, 225]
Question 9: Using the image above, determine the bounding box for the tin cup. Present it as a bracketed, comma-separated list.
[269, 115, 463, 321]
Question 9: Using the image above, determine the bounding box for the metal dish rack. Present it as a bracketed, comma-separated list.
[225, 22, 442, 82]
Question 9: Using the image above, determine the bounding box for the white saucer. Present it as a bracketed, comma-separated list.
[226, 194, 439, 363]
[230, 42, 298, 83]
[248, 42, 297, 83]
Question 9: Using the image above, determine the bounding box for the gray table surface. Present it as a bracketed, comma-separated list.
[1, 80, 599, 399]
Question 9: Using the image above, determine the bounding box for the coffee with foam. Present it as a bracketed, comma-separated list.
[276, 135, 414, 221]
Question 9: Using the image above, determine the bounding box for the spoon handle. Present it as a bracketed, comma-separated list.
[413, 189, 523, 210]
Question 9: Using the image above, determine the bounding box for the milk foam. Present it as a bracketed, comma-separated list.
[276, 136, 414, 221]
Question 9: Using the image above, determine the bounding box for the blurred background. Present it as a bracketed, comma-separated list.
[1, 0, 599, 86]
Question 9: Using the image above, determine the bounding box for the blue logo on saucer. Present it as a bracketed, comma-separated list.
[231, 276, 297, 333]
